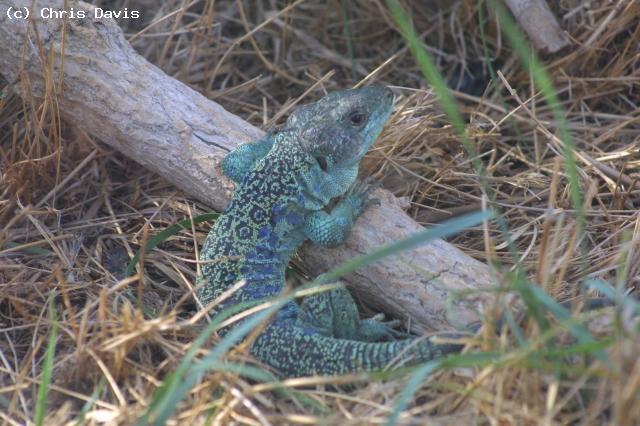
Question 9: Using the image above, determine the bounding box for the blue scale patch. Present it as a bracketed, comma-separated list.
[274, 301, 300, 325]
[249, 280, 281, 298]
[285, 212, 303, 226]
[257, 225, 279, 245]
[242, 263, 279, 280]
[272, 204, 288, 219]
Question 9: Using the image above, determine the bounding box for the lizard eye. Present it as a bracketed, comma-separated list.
[349, 111, 366, 127]
[315, 156, 328, 171]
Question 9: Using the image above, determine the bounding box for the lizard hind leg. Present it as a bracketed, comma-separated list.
[296, 285, 400, 342]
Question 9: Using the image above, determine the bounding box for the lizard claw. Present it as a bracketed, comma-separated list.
[346, 177, 381, 214]
[359, 314, 408, 341]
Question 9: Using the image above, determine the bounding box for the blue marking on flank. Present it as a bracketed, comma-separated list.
[285, 212, 303, 226]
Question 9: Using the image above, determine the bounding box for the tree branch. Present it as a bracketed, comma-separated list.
[0, 0, 495, 332]
[504, 0, 570, 53]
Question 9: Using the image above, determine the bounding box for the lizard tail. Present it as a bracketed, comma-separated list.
[250, 323, 467, 377]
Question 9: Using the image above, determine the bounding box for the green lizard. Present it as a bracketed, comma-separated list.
[198, 86, 467, 377]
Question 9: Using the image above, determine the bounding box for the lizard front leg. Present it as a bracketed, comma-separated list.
[221, 133, 276, 184]
[303, 179, 376, 247]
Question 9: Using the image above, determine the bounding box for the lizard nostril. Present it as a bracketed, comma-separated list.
[383, 89, 393, 102]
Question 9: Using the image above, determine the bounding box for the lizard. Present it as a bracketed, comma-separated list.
[197, 86, 470, 378]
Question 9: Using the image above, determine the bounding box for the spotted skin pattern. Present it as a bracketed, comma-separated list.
[198, 86, 467, 377]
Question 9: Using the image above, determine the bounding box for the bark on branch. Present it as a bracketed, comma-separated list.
[0, 0, 495, 332]
[504, 0, 570, 53]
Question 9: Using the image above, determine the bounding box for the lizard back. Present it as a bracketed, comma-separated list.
[198, 138, 313, 319]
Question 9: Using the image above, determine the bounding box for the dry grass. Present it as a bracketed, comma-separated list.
[1, 0, 639, 424]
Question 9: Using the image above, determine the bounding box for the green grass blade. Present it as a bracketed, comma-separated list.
[204, 362, 328, 413]
[386, 351, 502, 426]
[34, 296, 58, 426]
[534, 338, 614, 358]
[126, 212, 218, 277]
[0, 395, 8, 410]
[147, 306, 280, 426]
[486, 0, 584, 235]
[139, 296, 268, 425]
[385, 0, 477, 161]
[386, 0, 590, 335]
[385, 360, 441, 426]
[143, 208, 491, 423]
[317, 209, 493, 284]
[505, 282, 609, 364]
[527, 284, 606, 360]
[387, 330, 611, 426]
[586, 278, 639, 315]
[341, 0, 357, 81]
[385, 0, 537, 323]
[143, 210, 491, 423]
[73, 378, 107, 426]
[504, 308, 526, 347]
[1, 241, 54, 256]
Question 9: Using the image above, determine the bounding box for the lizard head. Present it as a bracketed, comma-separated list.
[285, 85, 394, 172]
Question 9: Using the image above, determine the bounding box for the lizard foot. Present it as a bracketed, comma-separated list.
[358, 314, 408, 341]
[298, 285, 405, 342]
[344, 177, 381, 215]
